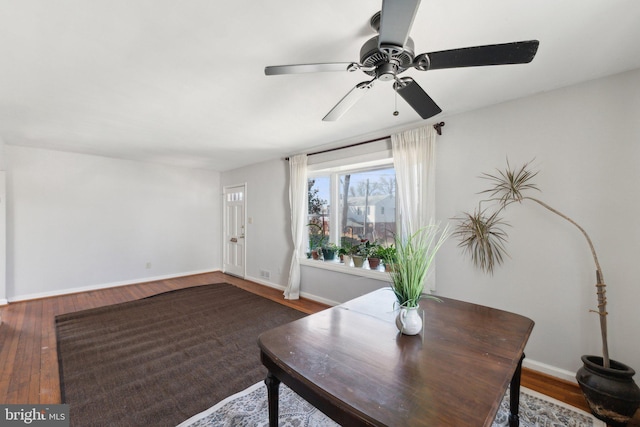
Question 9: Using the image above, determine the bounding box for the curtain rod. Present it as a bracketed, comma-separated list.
[286, 122, 444, 160]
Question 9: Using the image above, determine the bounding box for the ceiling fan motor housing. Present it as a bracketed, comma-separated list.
[360, 35, 415, 80]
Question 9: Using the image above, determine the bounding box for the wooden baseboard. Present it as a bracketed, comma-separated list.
[522, 367, 588, 411]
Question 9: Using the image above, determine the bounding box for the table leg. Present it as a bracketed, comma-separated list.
[509, 353, 525, 427]
[265, 372, 281, 427]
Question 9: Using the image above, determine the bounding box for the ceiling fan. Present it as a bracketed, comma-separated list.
[265, 0, 539, 121]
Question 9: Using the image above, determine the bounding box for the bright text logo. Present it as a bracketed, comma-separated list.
[1, 405, 69, 426]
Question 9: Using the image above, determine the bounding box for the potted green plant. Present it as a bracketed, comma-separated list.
[367, 243, 385, 270]
[352, 240, 373, 268]
[338, 242, 356, 266]
[376, 245, 397, 272]
[321, 243, 338, 262]
[453, 160, 640, 426]
[387, 224, 450, 335]
[307, 223, 326, 260]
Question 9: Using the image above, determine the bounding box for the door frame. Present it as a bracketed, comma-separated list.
[222, 183, 247, 278]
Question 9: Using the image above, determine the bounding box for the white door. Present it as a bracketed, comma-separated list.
[223, 185, 246, 277]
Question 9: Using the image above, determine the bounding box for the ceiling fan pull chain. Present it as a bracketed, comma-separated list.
[393, 90, 399, 116]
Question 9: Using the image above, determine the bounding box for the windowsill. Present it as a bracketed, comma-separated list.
[300, 258, 392, 282]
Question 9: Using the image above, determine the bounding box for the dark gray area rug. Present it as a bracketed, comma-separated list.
[55, 283, 307, 427]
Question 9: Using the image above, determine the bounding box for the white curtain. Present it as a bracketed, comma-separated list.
[392, 126, 437, 289]
[284, 154, 308, 300]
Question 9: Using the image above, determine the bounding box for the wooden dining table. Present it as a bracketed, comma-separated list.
[259, 288, 534, 426]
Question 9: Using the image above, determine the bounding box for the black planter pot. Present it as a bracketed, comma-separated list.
[321, 248, 336, 261]
[576, 355, 640, 426]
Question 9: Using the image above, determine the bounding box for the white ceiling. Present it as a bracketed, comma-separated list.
[1, 0, 639, 171]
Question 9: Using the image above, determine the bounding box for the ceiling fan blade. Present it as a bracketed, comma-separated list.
[265, 63, 358, 76]
[323, 80, 375, 121]
[378, 0, 421, 48]
[424, 40, 540, 70]
[394, 77, 442, 119]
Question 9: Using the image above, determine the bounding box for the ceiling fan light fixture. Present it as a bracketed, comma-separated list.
[376, 62, 399, 81]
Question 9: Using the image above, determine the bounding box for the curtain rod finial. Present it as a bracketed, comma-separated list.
[433, 122, 445, 136]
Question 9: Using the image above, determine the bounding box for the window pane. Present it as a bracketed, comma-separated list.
[307, 177, 330, 253]
[338, 168, 396, 247]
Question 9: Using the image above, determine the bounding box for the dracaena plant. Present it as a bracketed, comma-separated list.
[453, 160, 610, 368]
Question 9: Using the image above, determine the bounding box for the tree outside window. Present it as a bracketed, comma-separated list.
[307, 177, 329, 255]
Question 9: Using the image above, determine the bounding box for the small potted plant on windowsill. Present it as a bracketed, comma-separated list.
[338, 242, 356, 266]
[367, 242, 384, 270]
[376, 245, 397, 272]
[353, 240, 374, 268]
[321, 243, 338, 262]
[307, 223, 326, 260]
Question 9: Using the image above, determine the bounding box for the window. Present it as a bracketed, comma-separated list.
[306, 161, 397, 260]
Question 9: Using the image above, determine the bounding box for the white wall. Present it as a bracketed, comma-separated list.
[6, 145, 221, 300]
[300, 267, 389, 306]
[222, 68, 640, 380]
[436, 67, 640, 379]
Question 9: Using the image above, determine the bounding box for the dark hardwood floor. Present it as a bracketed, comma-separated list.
[0, 272, 637, 425]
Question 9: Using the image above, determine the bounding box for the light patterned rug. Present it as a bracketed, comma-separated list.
[177, 381, 605, 427]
